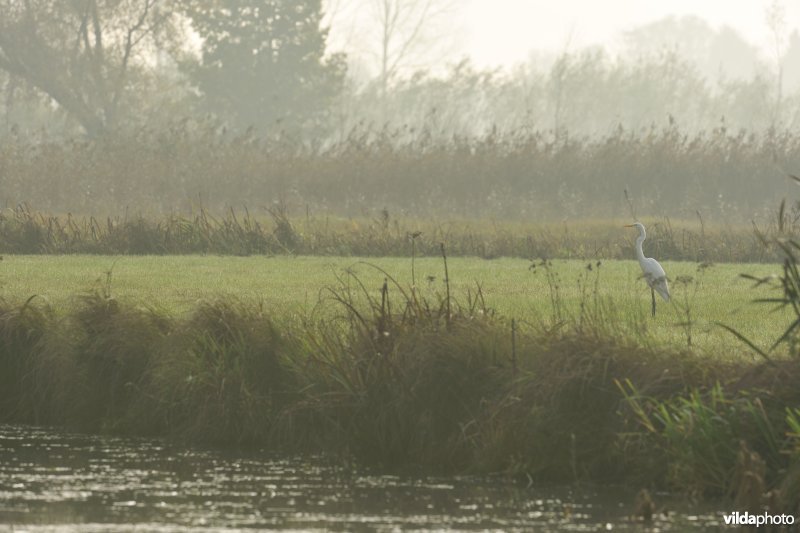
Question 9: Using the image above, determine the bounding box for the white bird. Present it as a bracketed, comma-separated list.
[624, 222, 669, 317]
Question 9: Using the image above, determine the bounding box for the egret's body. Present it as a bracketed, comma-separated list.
[625, 222, 669, 316]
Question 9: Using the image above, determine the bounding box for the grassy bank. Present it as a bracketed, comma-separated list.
[0, 254, 789, 351]
[0, 205, 788, 262]
[0, 269, 798, 514]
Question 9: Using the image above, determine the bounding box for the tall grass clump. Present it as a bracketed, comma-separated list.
[618, 369, 800, 518]
[290, 262, 509, 470]
[479, 337, 709, 483]
[0, 296, 60, 423]
[141, 299, 297, 445]
[67, 289, 171, 432]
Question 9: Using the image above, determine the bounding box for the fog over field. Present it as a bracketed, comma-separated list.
[5, 4, 800, 526]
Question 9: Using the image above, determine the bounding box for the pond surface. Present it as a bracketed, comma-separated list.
[0, 424, 725, 531]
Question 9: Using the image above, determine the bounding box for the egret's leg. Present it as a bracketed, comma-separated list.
[651, 287, 656, 317]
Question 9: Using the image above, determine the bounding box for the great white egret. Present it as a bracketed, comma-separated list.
[624, 222, 670, 316]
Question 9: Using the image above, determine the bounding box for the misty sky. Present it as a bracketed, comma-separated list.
[464, 0, 800, 67]
[328, 0, 800, 73]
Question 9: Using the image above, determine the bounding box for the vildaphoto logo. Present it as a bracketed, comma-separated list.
[723, 511, 795, 527]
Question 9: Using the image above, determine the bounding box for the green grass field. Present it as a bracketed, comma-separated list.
[0, 254, 790, 357]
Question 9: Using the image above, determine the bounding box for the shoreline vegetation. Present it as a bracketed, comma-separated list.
[1, 249, 799, 516]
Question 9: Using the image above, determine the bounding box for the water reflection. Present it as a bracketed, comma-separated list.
[0, 425, 723, 531]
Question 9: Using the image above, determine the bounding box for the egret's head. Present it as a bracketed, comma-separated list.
[624, 222, 646, 236]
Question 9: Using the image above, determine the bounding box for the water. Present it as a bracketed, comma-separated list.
[0, 424, 725, 532]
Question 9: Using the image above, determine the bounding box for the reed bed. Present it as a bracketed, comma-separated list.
[1, 125, 798, 220]
[0, 204, 787, 262]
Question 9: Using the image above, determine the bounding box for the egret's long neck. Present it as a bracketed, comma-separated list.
[635, 231, 646, 263]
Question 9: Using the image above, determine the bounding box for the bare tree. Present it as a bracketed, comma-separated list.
[765, 0, 788, 127]
[330, 0, 456, 106]
[0, 0, 176, 136]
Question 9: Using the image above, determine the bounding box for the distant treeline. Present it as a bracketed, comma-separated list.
[1, 125, 798, 221]
[2, 3, 800, 141]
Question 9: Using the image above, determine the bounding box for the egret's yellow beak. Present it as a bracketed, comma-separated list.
[623, 224, 634, 228]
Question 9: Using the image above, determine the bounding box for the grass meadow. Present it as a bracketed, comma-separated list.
[0, 254, 790, 355]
